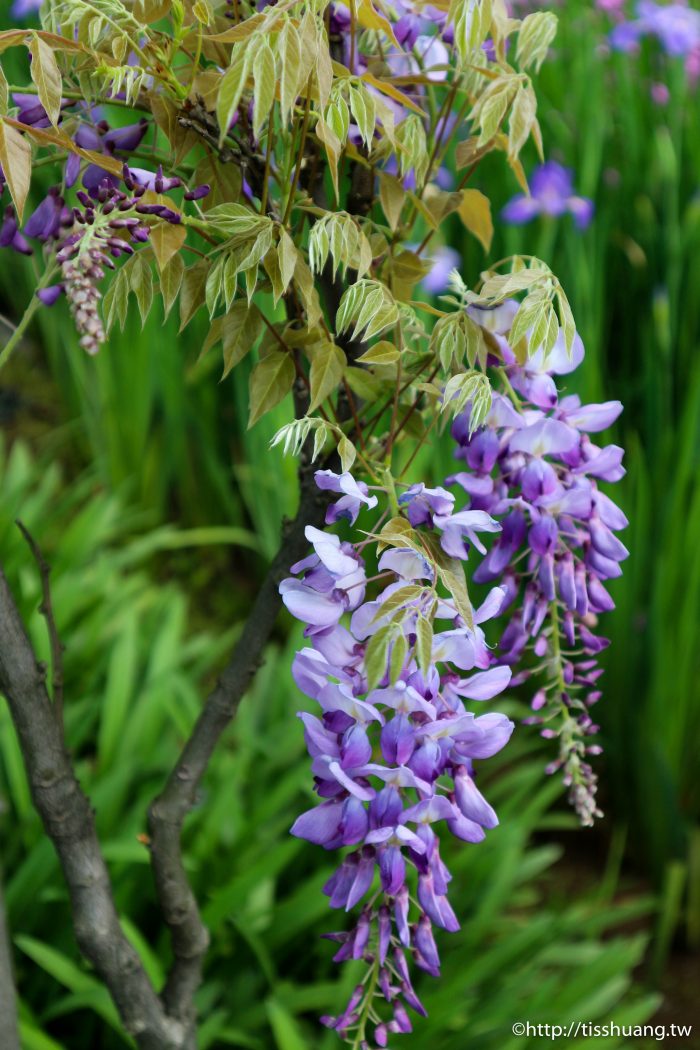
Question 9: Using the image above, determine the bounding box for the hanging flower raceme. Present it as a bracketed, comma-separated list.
[3, 162, 209, 354]
[280, 470, 514, 1047]
[446, 308, 628, 826]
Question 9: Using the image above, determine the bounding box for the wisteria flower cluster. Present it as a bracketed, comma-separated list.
[0, 93, 209, 354]
[446, 303, 628, 823]
[281, 470, 514, 1045]
[281, 305, 627, 1042]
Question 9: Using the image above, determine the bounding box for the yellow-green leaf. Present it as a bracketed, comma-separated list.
[0, 117, 31, 220]
[355, 341, 400, 365]
[179, 260, 210, 331]
[252, 41, 276, 140]
[160, 254, 184, 320]
[150, 221, 186, 272]
[216, 46, 251, 146]
[379, 172, 405, 231]
[279, 21, 303, 123]
[29, 34, 63, 127]
[248, 350, 295, 427]
[277, 228, 297, 292]
[458, 188, 493, 253]
[222, 301, 263, 378]
[309, 342, 346, 412]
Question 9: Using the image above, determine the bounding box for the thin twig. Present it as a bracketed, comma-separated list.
[15, 521, 64, 730]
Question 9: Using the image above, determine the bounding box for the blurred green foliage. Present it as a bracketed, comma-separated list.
[1, 0, 699, 1045]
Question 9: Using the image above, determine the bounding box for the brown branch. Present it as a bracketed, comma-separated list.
[0, 866, 20, 1050]
[15, 521, 64, 730]
[146, 461, 330, 1031]
[0, 569, 185, 1050]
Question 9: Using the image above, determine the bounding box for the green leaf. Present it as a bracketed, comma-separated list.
[277, 229, 298, 294]
[374, 584, 424, 621]
[293, 255, 323, 328]
[389, 631, 408, 684]
[129, 253, 154, 326]
[308, 342, 346, 412]
[516, 11, 558, 73]
[29, 34, 63, 127]
[396, 114, 428, 184]
[150, 221, 186, 272]
[248, 350, 295, 427]
[355, 341, 400, 365]
[216, 45, 252, 146]
[379, 172, 406, 231]
[349, 84, 376, 150]
[337, 434, 356, 472]
[222, 302, 263, 378]
[0, 66, 8, 115]
[279, 21, 303, 123]
[449, 0, 493, 63]
[205, 203, 263, 237]
[160, 253, 184, 320]
[457, 189, 493, 253]
[102, 267, 130, 333]
[252, 40, 276, 139]
[364, 624, 393, 691]
[205, 253, 227, 316]
[431, 542, 474, 629]
[416, 614, 433, 674]
[441, 370, 492, 428]
[336, 279, 398, 342]
[179, 259, 210, 330]
[508, 82, 538, 160]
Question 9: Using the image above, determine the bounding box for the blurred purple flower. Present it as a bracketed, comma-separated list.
[11, 0, 42, 18]
[611, 1, 700, 56]
[421, 246, 461, 294]
[502, 161, 594, 230]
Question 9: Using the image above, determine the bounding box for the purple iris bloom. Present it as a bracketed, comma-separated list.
[611, 2, 700, 56]
[502, 161, 595, 230]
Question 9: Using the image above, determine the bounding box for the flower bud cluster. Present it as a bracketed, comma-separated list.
[281, 470, 514, 1046]
[60, 251, 106, 355]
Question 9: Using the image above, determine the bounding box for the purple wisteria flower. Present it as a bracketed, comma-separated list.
[502, 162, 595, 230]
[281, 472, 514, 1045]
[447, 305, 627, 825]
